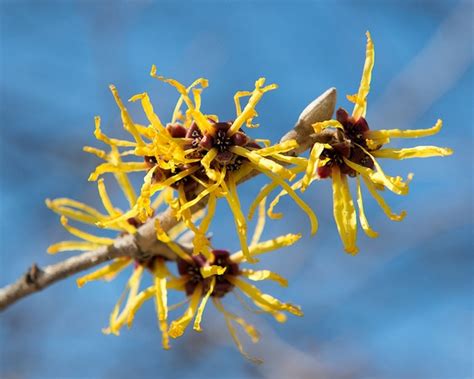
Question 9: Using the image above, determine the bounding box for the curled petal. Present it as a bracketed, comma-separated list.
[153, 259, 170, 349]
[155, 219, 192, 262]
[193, 277, 216, 332]
[366, 119, 444, 141]
[59, 216, 114, 245]
[47, 241, 102, 254]
[351, 31, 375, 119]
[88, 162, 148, 182]
[228, 77, 277, 135]
[312, 119, 344, 134]
[371, 146, 453, 160]
[221, 176, 255, 263]
[213, 298, 262, 364]
[250, 198, 266, 247]
[343, 155, 409, 195]
[331, 168, 358, 254]
[200, 265, 227, 278]
[356, 176, 378, 238]
[232, 233, 302, 263]
[240, 269, 288, 287]
[301, 143, 325, 192]
[362, 175, 407, 221]
[169, 286, 203, 339]
[229, 277, 303, 317]
[230, 146, 295, 181]
[76, 258, 131, 288]
[109, 85, 145, 146]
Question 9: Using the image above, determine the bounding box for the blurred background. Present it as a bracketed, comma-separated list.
[0, 1, 472, 378]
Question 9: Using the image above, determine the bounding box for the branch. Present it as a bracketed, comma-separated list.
[0, 87, 337, 312]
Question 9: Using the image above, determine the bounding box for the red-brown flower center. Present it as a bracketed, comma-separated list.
[318, 108, 376, 178]
[177, 250, 240, 298]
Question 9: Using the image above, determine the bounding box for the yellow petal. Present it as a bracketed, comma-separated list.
[200, 147, 218, 181]
[312, 119, 344, 134]
[301, 143, 324, 192]
[169, 286, 203, 339]
[258, 167, 318, 235]
[108, 265, 144, 335]
[362, 175, 407, 221]
[97, 179, 120, 217]
[150, 66, 213, 134]
[248, 182, 278, 220]
[229, 277, 302, 316]
[175, 186, 200, 234]
[228, 77, 277, 136]
[213, 298, 262, 364]
[233, 291, 287, 324]
[356, 176, 378, 238]
[240, 269, 288, 287]
[371, 146, 453, 160]
[267, 180, 302, 220]
[153, 259, 170, 350]
[221, 176, 255, 263]
[47, 241, 102, 254]
[173, 77, 209, 123]
[230, 146, 295, 181]
[46, 198, 105, 219]
[60, 216, 114, 245]
[46, 206, 102, 228]
[193, 277, 216, 332]
[88, 162, 147, 182]
[192, 195, 216, 258]
[255, 139, 298, 156]
[126, 286, 154, 328]
[109, 85, 145, 146]
[234, 90, 252, 116]
[168, 208, 205, 241]
[332, 168, 350, 253]
[103, 285, 129, 336]
[177, 168, 226, 216]
[129, 92, 167, 134]
[366, 119, 444, 140]
[155, 219, 192, 262]
[76, 258, 131, 288]
[200, 265, 227, 278]
[270, 154, 308, 167]
[114, 171, 138, 209]
[232, 233, 301, 263]
[197, 193, 216, 236]
[352, 31, 375, 119]
[135, 165, 159, 222]
[339, 172, 358, 254]
[83, 146, 107, 160]
[92, 116, 137, 147]
[250, 198, 266, 246]
[343, 154, 409, 195]
[149, 166, 199, 195]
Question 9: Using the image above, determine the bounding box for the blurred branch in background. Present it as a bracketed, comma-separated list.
[371, 1, 473, 130]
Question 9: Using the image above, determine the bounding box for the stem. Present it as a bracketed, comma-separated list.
[0, 87, 337, 312]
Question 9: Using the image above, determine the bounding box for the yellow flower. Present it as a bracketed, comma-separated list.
[303, 32, 453, 254]
[46, 179, 137, 255]
[122, 200, 303, 363]
[100, 67, 317, 263]
[46, 148, 193, 348]
[46, 133, 171, 254]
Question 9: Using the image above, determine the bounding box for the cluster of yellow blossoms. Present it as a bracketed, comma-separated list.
[47, 32, 452, 362]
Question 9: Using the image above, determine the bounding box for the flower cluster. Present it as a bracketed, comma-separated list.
[47, 32, 452, 362]
[267, 32, 452, 253]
